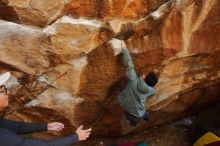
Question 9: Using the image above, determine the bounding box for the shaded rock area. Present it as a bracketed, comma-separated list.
[0, 0, 220, 139]
[77, 103, 220, 146]
[76, 124, 191, 146]
[190, 104, 220, 144]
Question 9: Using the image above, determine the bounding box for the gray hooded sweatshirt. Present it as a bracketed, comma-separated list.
[117, 48, 156, 117]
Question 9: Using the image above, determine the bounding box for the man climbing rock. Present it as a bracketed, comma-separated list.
[0, 72, 91, 146]
[115, 40, 158, 126]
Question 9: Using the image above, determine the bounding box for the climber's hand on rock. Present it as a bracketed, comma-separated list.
[121, 41, 127, 50]
[47, 122, 64, 131]
[109, 38, 124, 56]
[75, 125, 91, 141]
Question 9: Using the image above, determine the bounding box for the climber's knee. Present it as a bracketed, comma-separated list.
[143, 110, 150, 121]
[124, 111, 141, 126]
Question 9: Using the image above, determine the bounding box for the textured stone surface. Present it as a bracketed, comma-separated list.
[43, 16, 113, 59]
[0, 0, 220, 138]
[0, 20, 62, 75]
[0, 0, 67, 27]
[64, 0, 170, 20]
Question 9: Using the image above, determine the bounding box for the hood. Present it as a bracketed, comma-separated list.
[137, 75, 155, 95]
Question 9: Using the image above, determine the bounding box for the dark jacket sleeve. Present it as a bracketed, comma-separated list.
[0, 118, 47, 134]
[22, 134, 79, 146]
[0, 127, 79, 146]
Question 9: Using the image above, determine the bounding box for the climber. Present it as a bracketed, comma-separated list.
[116, 41, 158, 126]
[0, 72, 91, 146]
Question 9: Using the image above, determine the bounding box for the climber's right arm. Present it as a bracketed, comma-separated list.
[121, 42, 138, 81]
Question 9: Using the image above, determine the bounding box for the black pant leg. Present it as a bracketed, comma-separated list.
[143, 110, 150, 121]
[124, 111, 141, 126]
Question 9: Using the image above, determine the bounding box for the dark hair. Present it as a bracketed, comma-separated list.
[145, 72, 158, 87]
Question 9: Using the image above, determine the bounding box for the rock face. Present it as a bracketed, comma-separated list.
[0, 0, 68, 27]
[0, 0, 220, 138]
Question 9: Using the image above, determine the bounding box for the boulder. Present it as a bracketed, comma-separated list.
[0, 0, 220, 138]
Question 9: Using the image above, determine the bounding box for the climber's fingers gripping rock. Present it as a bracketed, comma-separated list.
[75, 125, 92, 141]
